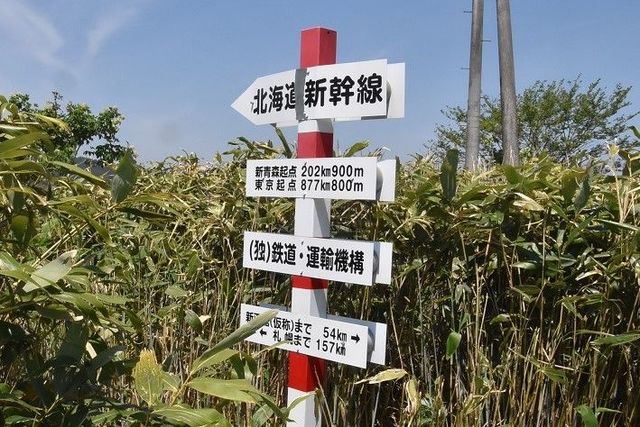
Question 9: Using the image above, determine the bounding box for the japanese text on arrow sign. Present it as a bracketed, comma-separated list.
[243, 231, 392, 285]
[232, 60, 405, 126]
[259, 303, 388, 365]
[240, 304, 371, 368]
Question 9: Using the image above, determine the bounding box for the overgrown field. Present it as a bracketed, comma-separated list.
[2, 101, 640, 425]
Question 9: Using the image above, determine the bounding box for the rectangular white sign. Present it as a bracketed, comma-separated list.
[232, 59, 405, 126]
[246, 157, 377, 200]
[240, 304, 370, 368]
[243, 231, 392, 286]
[260, 303, 387, 365]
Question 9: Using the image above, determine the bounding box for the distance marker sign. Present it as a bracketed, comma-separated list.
[232, 59, 405, 126]
[246, 157, 396, 201]
[241, 304, 371, 368]
[243, 231, 392, 286]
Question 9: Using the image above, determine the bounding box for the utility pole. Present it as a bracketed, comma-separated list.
[465, 0, 484, 171]
[496, 0, 520, 166]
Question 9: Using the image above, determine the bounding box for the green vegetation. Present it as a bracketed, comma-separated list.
[0, 97, 289, 425]
[8, 92, 128, 164]
[435, 78, 638, 165]
[2, 96, 640, 425]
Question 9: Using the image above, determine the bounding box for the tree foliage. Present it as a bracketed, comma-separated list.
[433, 78, 638, 165]
[8, 91, 127, 164]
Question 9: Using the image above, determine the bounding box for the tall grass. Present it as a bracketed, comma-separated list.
[120, 145, 640, 426]
[2, 101, 639, 425]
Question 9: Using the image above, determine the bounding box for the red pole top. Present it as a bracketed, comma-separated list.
[300, 27, 337, 68]
[296, 27, 336, 159]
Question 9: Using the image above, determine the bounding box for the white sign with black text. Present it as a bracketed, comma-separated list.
[258, 303, 388, 365]
[243, 231, 392, 286]
[246, 157, 396, 201]
[241, 304, 372, 368]
[232, 59, 405, 126]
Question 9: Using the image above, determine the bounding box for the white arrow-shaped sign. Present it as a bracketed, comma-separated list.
[232, 59, 405, 126]
[240, 304, 387, 368]
[257, 303, 388, 366]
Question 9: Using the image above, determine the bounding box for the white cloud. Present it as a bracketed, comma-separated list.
[87, 7, 138, 58]
[0, 0, 67, 70]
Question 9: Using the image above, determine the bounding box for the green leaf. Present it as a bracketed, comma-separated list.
[185, 309, 203, 334]
[52, 292, 93, 311]
[0, 123, 28, 132]
[574, 178, 590, 211]
[595, 219, 639, 233]
[4, 414, 37, 424]
[513, 192, 544, 211]
[490, 314, 512, 324]
[153, 406, 231, 427]
[33, 112, 69, 130]
[190, 348, 238, 375]
[187, 378, 258, 403]
[111, 150, 138, 203]
[439, 149, 458, 201]
[252, 403, 275, 427]
[186, 253, 201, 276]
[25, 250, 77, 292]
[502, 165, 523, 185]
[90, 408, 143, 425]
[537, 365, 567, 383]
[272, 125, 292, 158]
[0, 268, 33, 284]
[53, 203, 112, 244]
[165, 285, 190, 298]
[0, 131, 48, 159]
[355, 368, 408, 384]
[94, 293, 131, 305]
[190, 309, 277, 374]
[10, 214, 32, 244]
[162, 372, 181, 393]
[591, 332, 640, 346]
[132, 349, 165, 406]
[560, 173, 579, 204]
[576, 404, 598, 427]
[118, 206, 175, 221]
[343, 140, 369, 157]
[4, 160, 46, 174]
[0, 252, 20, 270]
[57, 322, 88, 362]
[446, 331, 462, 358]
[631, 125, 640, 139]
[49, 160, 107, 187]
[512, 261, 538, 270]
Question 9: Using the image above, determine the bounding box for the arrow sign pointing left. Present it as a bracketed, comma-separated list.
[241, 304, 371, 368]
[232, 59, 404, 126]
[232, 69, 298, 126]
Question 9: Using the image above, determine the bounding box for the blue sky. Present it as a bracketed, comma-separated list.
[1, 1, 638, 162]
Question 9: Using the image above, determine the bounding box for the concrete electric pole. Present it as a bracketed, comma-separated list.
[496, 0, 520, 166]
[465, 0, 484, 171]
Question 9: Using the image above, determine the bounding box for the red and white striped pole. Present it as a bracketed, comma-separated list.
[287, 27, 336, 427]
